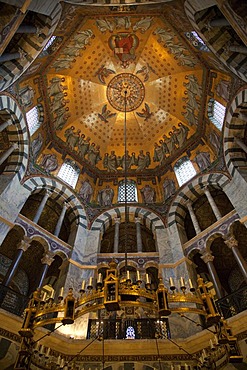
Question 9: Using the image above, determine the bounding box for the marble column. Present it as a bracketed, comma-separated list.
[113, 218, 121, 253]
[37, 252, 55, 289]
[208, 18, 229, 27]
[228, 45, 247, 55]
[16, 24, 39, 34]
[234, 137, 247, 154]
[224, 235, 247, 284]
[2, 236, 31, 287]
[54, 203, 69, 237]
[33, 190, 51, 224]
[187, 201, 201, 235]
[201, 251, 224, 299]
[0, 119, 12, 133]
[204, 187, 222, 221]
[135, 217, 142, 253]
[0, 48, 26, 63]
[0, 143, 18, 166]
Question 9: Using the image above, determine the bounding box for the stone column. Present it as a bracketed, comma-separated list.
[234, 137, 247, 154]
[37, 252, 55, 289]
[187, 201, 201, 235]
[113, 218, 121, 253]
[228, 45, 247, 55]
[201, 251, 224, 299]
[0, 143, 18, 166]
[204, 187, 222, 221]
[0, 119, 13, 133]
[224, 235, 247, 284]
[0, 48, 26, 63]
[16, 24, 39, 34]
[208, 18, 229, 27]
[54, 203, 69, 237]
[2, 236, 31, 287]
[33, 190, 51, 224]
[135, 217, 142, 253]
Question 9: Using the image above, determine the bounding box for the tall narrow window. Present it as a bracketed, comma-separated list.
[43, 36, 57, 51]
[174, 156, 196, 186]
[26, 106, 40, 136]
[57, 159, 80, 188]
[208, 99, 226, 130]
[118, 179, 138, 203]
[185, 31, 209, 52]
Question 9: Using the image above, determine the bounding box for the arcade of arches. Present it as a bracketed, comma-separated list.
[0, 0, 247, 369]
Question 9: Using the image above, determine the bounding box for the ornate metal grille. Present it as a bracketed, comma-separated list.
[118, 179, 137, 202]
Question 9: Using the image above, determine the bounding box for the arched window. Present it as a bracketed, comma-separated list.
[126, 326, 135, 339]
[185, 31, 209, 52]
[118, 179, 138, 202]
[208, 99, 226, 130]
[43, 36, 57, 51]
[26, 106, 39, 135]
[174, 156, 196, 186]
[57, 159, 80, 188]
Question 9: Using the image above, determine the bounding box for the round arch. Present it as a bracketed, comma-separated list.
[223, 87, 247, 177]
[22, 176, 88, 230]
[0, 93, 29, 180]
[167, 172, 231, 227]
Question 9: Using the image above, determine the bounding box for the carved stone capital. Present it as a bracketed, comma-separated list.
[17, 236, 31, 252]
[224, 235, 238, 249]
[114, 217, 121, 224]
[41, 251, 55, 266]
[135, 217, 141, 224]
[201, 252, 214, 264]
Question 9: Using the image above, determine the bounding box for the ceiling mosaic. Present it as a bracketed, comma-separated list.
[41, 13, 209, 176]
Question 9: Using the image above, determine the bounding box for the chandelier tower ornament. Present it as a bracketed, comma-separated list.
[107, 73, 145, 112]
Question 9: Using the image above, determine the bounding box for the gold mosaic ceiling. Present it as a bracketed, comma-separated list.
[44, 11, 208, 172]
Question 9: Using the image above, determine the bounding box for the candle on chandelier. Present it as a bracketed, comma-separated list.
[59, 287, 64, 297]
[136, 270, 141, 281]
[97, 273, 103, 284]
[81, 280, 86, 291]
[146, 273, 150, 284]
[180, 277, 185, 288]
[88, 277, 93, 287]
[127, 270, 131, 280]
[169, 277, 175, 287]
[188, 279, 194, 290]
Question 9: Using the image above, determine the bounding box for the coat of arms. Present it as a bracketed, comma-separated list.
[108, 33, 139, 68]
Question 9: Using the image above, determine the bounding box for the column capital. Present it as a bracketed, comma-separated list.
[224, 234, 238, 249]
[17, 236, 31, 252]
[12, 142, 19, 150]
[41, 251, 55, 266]
[114, 217, 121, 224]
[201, 251, 214, 263]
[135, 217, 141, 224]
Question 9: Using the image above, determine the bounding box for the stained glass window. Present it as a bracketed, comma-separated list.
[174, 156, 196, 186]
[118, 179, 138, 202]
[208, 99, 226, 130]
[43, 36, 56, 51]
[26, 106, 40, 136]
[57, 159, 80, 188]
[126, 326, 135, 339]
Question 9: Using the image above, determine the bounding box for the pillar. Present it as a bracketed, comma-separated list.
[187, 201, 201, 235]
[234, 137, 247, 154]
[224, 235, 247, 284]
[204, 187, 222, 221]
[208, 18, 229, 27]
[0, 143, 18, 166]
[135, 217, 142, 253]
[113, 218, 120, 253]
[16, 24, 39, 34]
[228, 45, 247, 55]
[54, 203, 69, 237]
[33, 190, 51, 224]
[37, 252, 55, 289]
[2, 236, 31, 287]
[0, 119, 13, 133]
[0, 48, 26, 63]
[201, 251, 224, 299]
